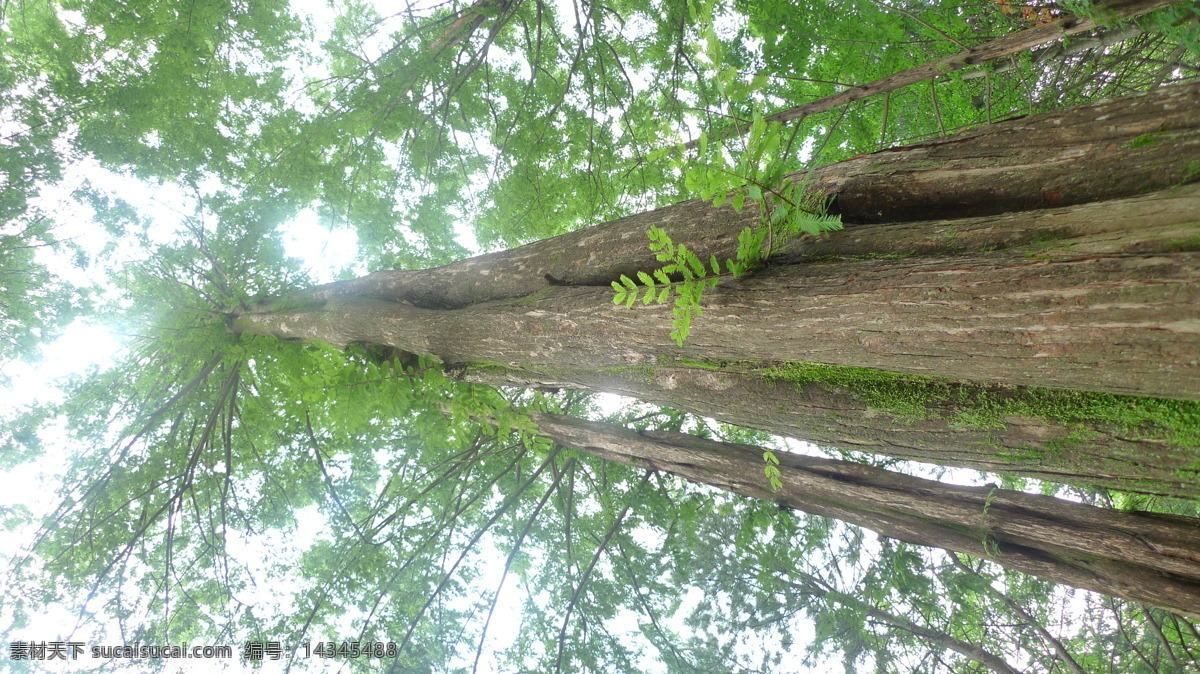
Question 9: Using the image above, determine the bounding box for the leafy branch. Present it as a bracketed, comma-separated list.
[763, 449, 783, 492]
[613, 113, 842, 347]
[611, 227, 722, 345]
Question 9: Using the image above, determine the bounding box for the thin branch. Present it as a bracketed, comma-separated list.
[949, 554, 1085, 674]
[554, 470, 651, 673]
[679, 0, 1181, 151]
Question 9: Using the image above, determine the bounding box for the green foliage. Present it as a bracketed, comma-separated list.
[613, 114, 841, 345]
[610, 226, 722, 345]
[762, 448, 783, 492]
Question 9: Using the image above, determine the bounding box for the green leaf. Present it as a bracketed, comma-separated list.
[620, 274, 637, 290]
[637, 271, 654, 287]
[709, 254, 720, 275]
[653, 269, 670, 285]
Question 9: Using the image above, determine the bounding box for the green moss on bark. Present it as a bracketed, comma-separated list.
[759, 361, 1200, 446]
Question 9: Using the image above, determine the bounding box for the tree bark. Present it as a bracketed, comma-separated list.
[231, 84, 1200, 496]
[526, 411, 1200, 620]
[454, 360, 1200, 498]
[234, 234, 1200, 397]
[235, 233, 1200, 397]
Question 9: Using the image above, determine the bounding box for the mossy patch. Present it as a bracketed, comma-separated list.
[1165, 235, 1200, 252]
[1125, 132, 1164, 150]
[596, 363, 661, 382]
[462, 360, 519, 375]
[1183, 161, 1200, 184]
[678, 357, 726, 371]
[758, 361, 1200, 446]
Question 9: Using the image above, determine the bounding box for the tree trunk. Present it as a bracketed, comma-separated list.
[235, 232, 1200, 397]
[454, 359, 1200, 498]
[526, 411, 1200, 620]
[231, 83, 1200, 496]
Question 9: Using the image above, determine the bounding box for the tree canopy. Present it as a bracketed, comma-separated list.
[3, 0, 1200, 672]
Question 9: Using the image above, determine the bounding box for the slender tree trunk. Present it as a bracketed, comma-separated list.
[232, 83, 1200, 496]
[961, 25, 1147, 81]
[453, 358, 1200, 498]
[525, 411, 1200, 619]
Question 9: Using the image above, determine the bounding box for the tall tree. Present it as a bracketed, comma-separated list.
[5, 0, 1200, 671]
[231, 81, 1200, 497]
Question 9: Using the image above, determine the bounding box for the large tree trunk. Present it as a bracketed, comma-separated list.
[235, 224, 1200, 396]
[525, 411, 1200, 619]
[232, 83, 1200, 496]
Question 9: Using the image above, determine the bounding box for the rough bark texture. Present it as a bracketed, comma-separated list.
[232, 255, 1200, 397]
[527, 412, 1200, 619]
[233, 203, 1200, 398]
[458, 364, 1200, 498]
[231, 84, 1200, 496]
[825, 81, 1200, 223]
